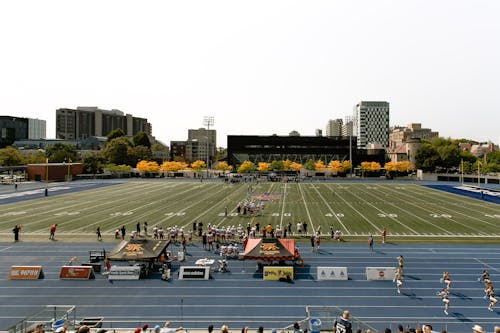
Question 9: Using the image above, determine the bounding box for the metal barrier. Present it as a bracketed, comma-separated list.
[7, 305, 77, 333]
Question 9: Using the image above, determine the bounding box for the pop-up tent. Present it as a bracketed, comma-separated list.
[243, 238, 295, 261]
[107, 239, 170, 261]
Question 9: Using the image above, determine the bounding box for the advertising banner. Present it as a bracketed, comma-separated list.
[8, 266, 43, 280]
[179, 266, 210, 280]
[59, 266, 95, 280]
[263, 266, 294, 281]
[317, 267, 348, 280]
[108, 266, 141, 280]
[366, 267, 396, 280]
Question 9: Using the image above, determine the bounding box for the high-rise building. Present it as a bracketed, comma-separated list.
[28, 118, 46, 140]
[325, 119, 343, 137]
[354, 101, 390, 148]
[315, 129, 323, 137]
[0, 116, 28, 148]
[56, 107, 151, 140]
[187, 128, 217, 165]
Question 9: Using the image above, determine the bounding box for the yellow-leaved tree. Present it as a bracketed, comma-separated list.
[136, 160, 160, 173]
[160, 161, 188, 173]
[397, 161, 414, 172]
[328, 160, 343, 174]
[237, 160, 256, 173]
[214, 161, 233, 172]
[257, 162, 271, 172]
[314, 160, 325, 171]
[289, 162, 302, 171]
[191, 160, 207, 171]
[360, 161, 381, 175]
[384, 161, 398, 172]
[342, 160, 352, 173]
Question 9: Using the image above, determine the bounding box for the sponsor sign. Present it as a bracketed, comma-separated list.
[263, 266, 294, 281]
[9, 266, 43, 280]
[108, 266, 141, 280]
[179, 266, 210, 280]
[366, 267, 396, 281]
[317, 267, 348, 280]
[59, 266, 95, 280]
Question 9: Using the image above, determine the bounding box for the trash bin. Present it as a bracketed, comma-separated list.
[309, 318, 321, 333]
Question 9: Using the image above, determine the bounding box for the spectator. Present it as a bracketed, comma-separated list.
[241, 327, 248, 333]
[78, 326, 90, 333]
[12, 224, 21, 242]
[160, 322, 183, 333]
[493, 326, 500, 333]
[385, 328, 392, 333]
[208, 325, 214, 333]
[293, 322, 304, 333]
[221, 325, 229, 333]
[472, 325, 484, 333]
[257, 327, 264, 333]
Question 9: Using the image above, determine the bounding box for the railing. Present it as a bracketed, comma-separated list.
[7, 305, 76, 333]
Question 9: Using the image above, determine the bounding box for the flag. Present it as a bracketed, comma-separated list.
[104, 256, 111, 271]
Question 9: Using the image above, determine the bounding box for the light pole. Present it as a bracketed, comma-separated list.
[203, 116, 214, 178]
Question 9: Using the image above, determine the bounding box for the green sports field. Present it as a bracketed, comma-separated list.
[1, 180, 500, 242]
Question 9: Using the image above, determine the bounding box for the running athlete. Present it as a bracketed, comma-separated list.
[442, 271, 451, 289]
[479, 270, 490, 283]
[437, 287, 450, 315]
[396, 272, 403, 294]
[486, 284, 498, 311]
[397, 255, 404, 275]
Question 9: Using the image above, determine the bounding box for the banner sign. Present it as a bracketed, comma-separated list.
[108, 266, 141, 280]
[59, 266, 95, 280]
[178, 266, 210, 280]
[9, 266, 43, 280]
[317, 267, 348, 280]
[366, 267, 396, 281]
[263, 266, 294, 281]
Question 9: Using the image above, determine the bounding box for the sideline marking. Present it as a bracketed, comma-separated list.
[473, 258, 500, 273]
[0, 247, 12, 252]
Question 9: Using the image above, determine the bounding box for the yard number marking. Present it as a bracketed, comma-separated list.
[110, 211, 134, 216]
[325, 213, 345, 218]
[378, 213, 398, 218]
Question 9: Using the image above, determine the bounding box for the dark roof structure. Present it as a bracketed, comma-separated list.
[243, 238, 295, 261]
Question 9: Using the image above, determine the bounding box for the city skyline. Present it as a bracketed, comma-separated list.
[1, 1, 499, 147]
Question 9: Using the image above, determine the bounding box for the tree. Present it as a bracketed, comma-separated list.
[215, 147, 227, 161]
[214, 161, 233, 172]
[289, 162, 302, 171]
[237, 160, 256, 173]
[107, 128, 126, 142]
[82, 151, 105, 175]
[127, 145, 152, 165]
[327, 160, 343, 174]
[160, 161, 188, 173]
[314, 160, 325, 171]
[191, 160, 207, 171]
[22, 150, 46, 164]
[415, 142, 441, 172]
[304, 159, 315, 171]
[136, 160, 160, 173]
[270, 160, 283, 171]
[102, 137, 132, 165]
[133, 131, 151, 148]
[45, 143, 77, 163]
[257, 162, 271, 172]
[0, 146, 25, 166]
[341, 160, 352, 173]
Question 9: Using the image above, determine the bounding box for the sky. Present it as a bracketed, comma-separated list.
[1, 1, 499, 148]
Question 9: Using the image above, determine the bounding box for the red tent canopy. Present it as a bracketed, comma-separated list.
[243, 238, 295, 261]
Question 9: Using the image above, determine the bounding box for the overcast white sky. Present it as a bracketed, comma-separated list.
[1, 1, 499, 147]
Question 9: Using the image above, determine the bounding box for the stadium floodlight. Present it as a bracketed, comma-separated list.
[203, 116, 214, 177]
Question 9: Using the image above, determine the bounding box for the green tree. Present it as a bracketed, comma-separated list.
[22, 150, 46, 164]
[133, 131, 151, 148]
[45, 143, 77, 163]
[415, 142, 441, 172]
[0, 146, 25, 166]
[107, 128, 126, 142]
[437, 145, 461, 170]
[304, 159, 315, 171]
[270, 160, 283, 171]
[215, 147, 227, 161]
[82, 151, 105, 175]
[127, 145, 152, 165]
[102, 136, 132, 165]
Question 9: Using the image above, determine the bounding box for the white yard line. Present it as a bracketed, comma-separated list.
[298, 183, 315, 231]
[313, 184, 347, 231]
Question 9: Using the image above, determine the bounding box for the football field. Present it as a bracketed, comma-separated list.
[1, 180, 499, 242]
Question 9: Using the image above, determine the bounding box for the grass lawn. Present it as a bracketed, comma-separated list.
[1, 180, 499, 242]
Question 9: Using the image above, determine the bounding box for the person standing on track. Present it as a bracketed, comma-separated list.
[49, 224, 57, 240]
[96, 226, 102, 241]
[381, 227, 387, 243]
[12, 224, 21, 242]
[368, 235, 374, 252]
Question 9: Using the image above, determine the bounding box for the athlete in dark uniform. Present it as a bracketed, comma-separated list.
[333, 310, 352, 333]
